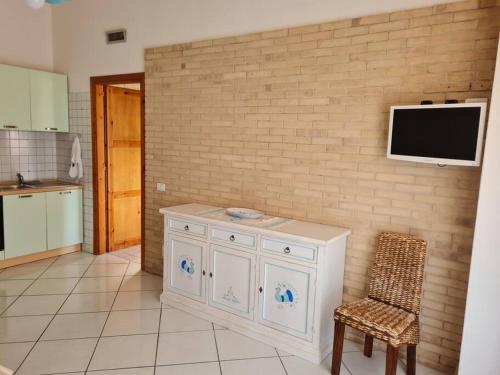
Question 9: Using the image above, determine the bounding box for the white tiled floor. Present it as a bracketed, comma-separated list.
[0, 250, 447, 375]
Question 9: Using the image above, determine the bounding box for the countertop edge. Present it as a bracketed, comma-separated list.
[0, 184, 83, 196]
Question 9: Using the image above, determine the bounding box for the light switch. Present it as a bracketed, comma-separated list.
[156, 183, 166, 192]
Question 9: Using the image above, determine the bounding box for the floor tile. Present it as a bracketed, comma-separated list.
[16, 338, 98, 375]
[0, 342, 35, 372]
[0, 296, 16, 314]
[0, 263, 48, 280]
[73, 276, 123, 293]
[52, 251, 95, 265]
[2, 294, 67, 316]
[23, 278, 79, 295]
[215, 330, 277, 360]
[160, 308, 212, 333]
[125, 263, 149, 276]
[156, 331, 218, 365]
[120, 275, 163, 291]
[0, 279, 33, 296]
[93, 254, 130, 264]
[112, 291, 161, 310]
[84, 263, 128, 277]
[342, 351, 406, 374]
[41, 312, 108, 340]
[59, 292, 116, 314]
[282, 354, 351, 375]
[220, 357, 286, 375]
[40, 264, 89, 278]
[156, 362, 220, 375]
[0, 315, 53, 343]
[102, 309, 160, 336]
[88, 368, 154, 375]
[88, 334, 158, 371]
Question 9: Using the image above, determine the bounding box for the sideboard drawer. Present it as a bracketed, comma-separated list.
[211, 227, 256, 249]
[262, 237, 317, 262]
[168, 217, 207, 238]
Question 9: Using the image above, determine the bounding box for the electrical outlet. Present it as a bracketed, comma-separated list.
[156, 183, 166, 192]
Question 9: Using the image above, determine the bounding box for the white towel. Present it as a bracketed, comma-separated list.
[69, 136, 83, 179]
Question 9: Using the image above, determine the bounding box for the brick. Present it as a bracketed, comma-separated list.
[144, 2, 499, 372]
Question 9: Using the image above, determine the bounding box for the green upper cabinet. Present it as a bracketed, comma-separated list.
[30, 70, 69, 132]
[46, 189, 83, 249]
[0, 65, 31, 131]
[3, 193, 47, 259]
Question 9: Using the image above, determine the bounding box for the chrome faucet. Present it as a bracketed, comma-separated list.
[16, 173, 24, 186]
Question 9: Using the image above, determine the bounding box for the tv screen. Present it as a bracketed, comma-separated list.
[388, 103, 487, 166]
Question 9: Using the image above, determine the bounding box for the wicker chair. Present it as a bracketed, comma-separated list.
[331, 232, 427, 375]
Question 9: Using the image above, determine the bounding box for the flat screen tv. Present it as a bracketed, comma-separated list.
[387, 103, 487, 167]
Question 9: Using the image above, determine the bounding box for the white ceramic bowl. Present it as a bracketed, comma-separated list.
[225, 207, 264, 219]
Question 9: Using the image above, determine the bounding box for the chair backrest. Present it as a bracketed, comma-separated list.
[368, 232, 427, 315]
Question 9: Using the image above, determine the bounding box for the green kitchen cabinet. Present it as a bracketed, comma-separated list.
[46, 189, 83, 249]
[30, 70, 69, 132]
[3, 193, 47, 259]
[0, 64, 31, 131]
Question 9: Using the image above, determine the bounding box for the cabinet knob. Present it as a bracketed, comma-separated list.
[209, 272, 213, 278]
[202, 270, 206, 276]
[184, 225, 189, 231]
[259, 287, 263, 293]
[229, 235, 235, 242]
[283, 247, 291, 254]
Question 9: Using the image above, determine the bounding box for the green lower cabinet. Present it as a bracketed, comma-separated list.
[46, 190, 83, 249]
[3, 193, 47, 259]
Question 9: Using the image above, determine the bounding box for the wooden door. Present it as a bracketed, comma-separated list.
[106, 86, 141, 251]
[208, 244, 256, 319]
[166, 235, 208, 303]
[257, 257, 316, 341]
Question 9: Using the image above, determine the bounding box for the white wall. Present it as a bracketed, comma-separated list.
[459, 38, 500, 374]
[0, 0, 53, 70]
[52, 0, 458, 91]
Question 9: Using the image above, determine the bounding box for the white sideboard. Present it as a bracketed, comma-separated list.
[160, 203, 350, 363]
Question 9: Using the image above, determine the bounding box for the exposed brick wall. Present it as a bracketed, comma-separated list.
[144, 1, 500, 372]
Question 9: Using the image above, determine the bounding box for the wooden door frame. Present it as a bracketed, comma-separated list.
[90, 73, 145, 269]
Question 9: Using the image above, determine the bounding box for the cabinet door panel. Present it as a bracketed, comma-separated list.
[30, 70, 69, 132]
[3, 193, 47, 258]
[258, 257, 316, 341]
[166, 235, 207, 302]
[0, 65, 31, 131]
[209, 245, 255, 319]
[46, 190, 83, 249]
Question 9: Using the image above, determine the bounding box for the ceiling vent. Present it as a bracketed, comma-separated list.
[106, 29, 127, 44]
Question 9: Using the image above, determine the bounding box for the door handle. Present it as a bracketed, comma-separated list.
[59, 191, 72, 195]
[3, 125, 17, 129]
[18, 195, 33, 198]
[45, 127, 58, 131]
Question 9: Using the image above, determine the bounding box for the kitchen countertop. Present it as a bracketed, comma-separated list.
[0, 180, 83, 196]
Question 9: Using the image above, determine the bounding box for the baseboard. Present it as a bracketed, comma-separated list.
[0, 244, 82, 269]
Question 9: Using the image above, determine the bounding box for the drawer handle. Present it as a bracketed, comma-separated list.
[3, 125, 17, 129]
[19, 195, 33, 198]
[229, 235, 236, 242]
[184, 225, 189, 231]
[59, 191, 72, 195]
[283, 247, 291, 254]
[259, 286, 263, 293]
[45, 127, 58, 131]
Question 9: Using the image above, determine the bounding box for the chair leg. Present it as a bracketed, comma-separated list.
[385, 345, 399, 375]
[363, 334, 373, 357]
[331, 320, 345, 375]
[407, 345, 416, 375]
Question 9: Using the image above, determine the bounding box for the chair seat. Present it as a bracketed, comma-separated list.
[334, 298, 417, 344]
